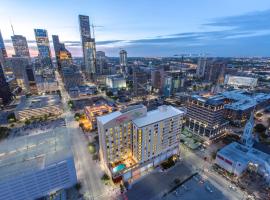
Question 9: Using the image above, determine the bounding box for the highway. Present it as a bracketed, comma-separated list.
[55, 71, 116, 200]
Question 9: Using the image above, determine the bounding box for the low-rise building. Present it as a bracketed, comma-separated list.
[216, 115, 270, 184]
[97, 105, 184, 183]
[84, 104, 114, 130]
[0, 128, 77, 200]
[106, 74, 126, 89]
[15, 95, 63, 120]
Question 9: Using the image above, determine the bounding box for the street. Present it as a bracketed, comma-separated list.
[55, 71, 116, 200]
[180, 144, 249, 200]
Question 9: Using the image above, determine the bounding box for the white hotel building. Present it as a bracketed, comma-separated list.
[97, 105, 184, 183]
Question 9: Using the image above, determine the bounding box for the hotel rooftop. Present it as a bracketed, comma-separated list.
[133, 105, 184, 127]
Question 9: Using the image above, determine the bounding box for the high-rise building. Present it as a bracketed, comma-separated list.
[96, 51, 107, 75]
[119, 50, 127, 74]
[196, 57, 207, 78]
[79, 15, 96, 80]
[52, 35, 72, 70]
[186, 95, 228, 142]
[5, 57, 30, 91]
[132, 67, 149, 97]
[11, 35, 30, 58]
[97, 105, 184, 182]
[34, 29, 52, 68]
[0, 63, 12, 105]
[204, 61, 226, 83]
[0, 30, 7, 67]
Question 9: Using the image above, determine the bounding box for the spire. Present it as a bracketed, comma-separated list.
[241, 111, 254, 148]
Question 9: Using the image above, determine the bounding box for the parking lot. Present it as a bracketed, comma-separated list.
[164, 174, 232, 200]
[126, 162, 194, 200]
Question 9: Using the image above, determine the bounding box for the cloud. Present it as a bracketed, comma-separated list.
[5, 9, 270, 57]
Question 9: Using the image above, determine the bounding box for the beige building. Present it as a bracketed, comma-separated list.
[97, 105, 184, 183]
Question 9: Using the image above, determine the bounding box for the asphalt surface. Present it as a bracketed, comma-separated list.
[56, 71, 116, 200]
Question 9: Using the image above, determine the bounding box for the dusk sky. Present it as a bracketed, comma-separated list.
[1, 0, 270, 57]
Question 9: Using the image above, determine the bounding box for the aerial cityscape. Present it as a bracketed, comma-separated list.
[0, 1, 270, 200]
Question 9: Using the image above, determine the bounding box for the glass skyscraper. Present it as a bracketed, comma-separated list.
[11, 35, 30, 58]
[79, 15, 96, 80]
[52, 35, 72, 70]
[34, 29, 52, 68]
[0, 30, 7, 67]
[0, 63, 12, 105]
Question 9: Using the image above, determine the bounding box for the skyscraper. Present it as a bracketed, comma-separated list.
[0, 30, 7, 67]
[119, 49, 127, 74]
[196, 57, 207, 78]
[52, 35, 72, 70]
[34, 29, 52, 68]
[79, 15, 96, 80]
[11, 35, 30, 58]
[0, 63, 12, 105]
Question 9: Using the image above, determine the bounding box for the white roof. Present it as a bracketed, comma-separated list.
[97, 111, 122, 125]
[132, 106, 184, 127]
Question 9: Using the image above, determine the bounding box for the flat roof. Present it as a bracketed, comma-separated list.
[218, 142, 270, 166]
[0, 128, 72, 182]
[16, 95, 61, 111]
[132, 105, 184, 127]
[97, 111, 122, 125]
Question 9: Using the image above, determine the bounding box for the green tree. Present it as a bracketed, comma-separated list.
[254, 123, 266, 134]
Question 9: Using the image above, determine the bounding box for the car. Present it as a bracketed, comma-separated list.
[205, 185, 213, 193]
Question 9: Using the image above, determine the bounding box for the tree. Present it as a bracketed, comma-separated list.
[7, 113, 16, 123]
[106, 91, 113, 97]
[25, 119, 31, 125]
[254, 124, 266, 134]
[101, 173, 110, 181]
[92, 154, 99, 161]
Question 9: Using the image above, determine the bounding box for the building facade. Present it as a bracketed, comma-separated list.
[106, 74, 126, 89]
[97, 105, 184, 183]
[79, 15, 96, 80]
[52, 35, 72, 70]
[186, 95, 228, 142]
[34, 29, 52, 68]
[119, 50, 127, 75]
[11, 35, 30, 58]
[0, 63, 13, 105]
[0, 30, 7, 67]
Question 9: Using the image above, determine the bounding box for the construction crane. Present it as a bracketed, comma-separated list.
[91, 24, 104, 39]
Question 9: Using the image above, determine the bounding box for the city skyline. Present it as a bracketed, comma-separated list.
[1, 0, 270, 57]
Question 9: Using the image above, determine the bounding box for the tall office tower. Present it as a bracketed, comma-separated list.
[196, 57, 207, 78]
[96, 51, 106, 75]
[133, 67, 149, 97]
[0, 30, 7, 67]
[204, 61, 227, 83]
[186, 95, 228, 142]
[52, 35, 72, 70]
[0, 63, 12, 105]
[79, 15, 96, 80]
[11, 35, 30, 58]
[6, 57, 30, 91]
[119, 49, 127, 74]
[34, 29, 52, 68]
[97, 105, 184, 182]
